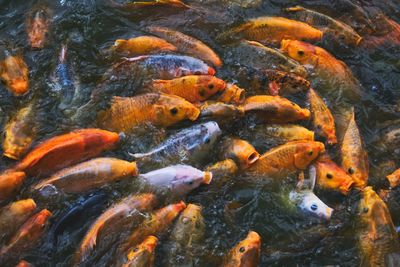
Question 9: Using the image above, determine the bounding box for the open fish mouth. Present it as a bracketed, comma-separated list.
[203, 171, 213, 184]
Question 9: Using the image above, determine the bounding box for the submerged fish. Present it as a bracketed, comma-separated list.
[387, 168, 400, 188]
[76, 193, 156, 265]
[229, 41, 307, 77]
[118, 0, 190, 9]
[147, 26, 222, 67]
[119, 236, 158, 267]
[220, 16, 322, 46]
[308, 88, 337, 145]
[215, 83, 245, 105]
[112, 36, 177, 56]
[199, 102, 245, 121]
[117, 202, 186, 255]
[33, 157, 138, 194]
[98, 94, 200, 133]
[140, 165, 212, 195]
[340, 108, 369, 189]
[149, 75, 226, 103]
[49, 45, 78, 111]
[357, 187, 400, 266]
[0, 199, 36, 245]
[246, 141, 325, 178]
[0, 50, 29, 95]
[26, 6, 51, 49]
[289, 189, 333, 220]
[281, 39, 362, 100]
[285, 6, 362, 47]
[0, 171, 26, 203]
[0, 209, 52, 264]
[243, 95, 310, 124]
[15, 260, 33, 267]
[219, 137, 260, 170]
[3, 104, 36, 160]
[168, 204, 205, 266]
[14, 128, 120, 177]
[313, 155, 354, 195]
[222, 231, 261, 267]
[131, 121, 221, 168]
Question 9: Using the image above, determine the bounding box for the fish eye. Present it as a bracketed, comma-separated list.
[204, 137, 211, 144]
[311, 204, 318, 211]
[208, 84, 214, 90]
[239, 247, 245, 253]
[308, 150, 313, 156]
[363, 207, 369, 213]
[297, 50, 305, 56]
[348, 167, 355, 174]
[186, 180, 194, 185]
[326, 173, 333, 179]
[170, 107, 178, 115]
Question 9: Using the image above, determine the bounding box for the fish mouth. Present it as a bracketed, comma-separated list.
[324, 207, 333, 220]
[143, 236, 158, 251]
[203, 171, 213, 184]
[207, 67, 216, 76]
[188, 108, 201, 121]
[387, 174, 399, 188]
[339, 180, 354, 195]
[247, 152, 260, 166]
[280, 39, 290, 53]
[10, 79, 29, 95]
[301, 108, 311, 119]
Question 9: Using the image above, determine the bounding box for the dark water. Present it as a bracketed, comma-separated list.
[0, 0, 400, 266]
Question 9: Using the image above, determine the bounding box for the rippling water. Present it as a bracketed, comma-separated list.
[1, 0, 400, 266]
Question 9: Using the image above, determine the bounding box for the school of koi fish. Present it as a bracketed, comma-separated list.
[0, 0, 400, 266]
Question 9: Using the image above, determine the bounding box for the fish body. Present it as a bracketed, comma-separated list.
[340, 109, 369, 189]
[33, 157, 138, 194]
[222, 231, 261, 267]
[357, 187, 400, 267]
[0, 199, 36, 245]
[289, 189, 333, 220]
[216, 83, 245, 104]
[132, 121, 221, 167]
[199, 102, 244, 120]
[50, 45, 77, 110]
[112, 55, 215, 81]
[219, 138, 260, 170]
[387, 168, 400, 188]
[26, 7, 50, 49]
[98, 94, 200, 132]
[112, 36, 177, 56]
[243, 95, 310, 124]
[256, 124, 314, 142]
[149, 75, 226, 103]
[223, 16, 322, 46]
[140, 165, 212, 195]
[118, 201, 186, 254]
[3, 104, 36, 160]
[147, 26, 222, 67]
[76, 193, 156, 265]
[168, 204, 205, 266]
[0, 171, 26, 203]
[281, 39, 362, 99]
[0, 52, 29, 95]
[120, 236, 158, 267]
[14, 128, 120, 177]
[206, 159, 238, 178]
[230, 41, 307, 77]
[246, 141, 325, 178]
[0, 209, 52, 264]
[121, 0, 190, 9]
[285, 6, 362, 46]
[308, 88, 337, 144]
[313, 155, 354, 194]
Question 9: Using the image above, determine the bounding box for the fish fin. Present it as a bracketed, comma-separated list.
[152, 79, 167, 84]
[114, 39, 126, 46]
[123, 55, 149, 62]
[110, 96, 125, 105]
[268, 81, 280, 96]
[128, 151, 146, 159]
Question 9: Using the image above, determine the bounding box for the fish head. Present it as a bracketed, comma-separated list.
[222, 138, 260, 170]
[8, 78, 29, 95]
[125, 236, 158, 266]
[23, 209, 52, 239]
[171, 165, 212, 195]
[182, 57, 215, 76]
[156, 95, 200, 125]
[226, 231, 261, 266]
[290, 190, 333, 220]
[294, 141, 325, 170]
[280, 39, 318, 66]
[172, 204, 205, 244]
[278, 96, 311, 120]
[314, 156, 354, 195]
[220, 84, 246, 104]
[196, 76, 226, 101]
[202, 121, 222, 146]
[358, 187, 393, 229]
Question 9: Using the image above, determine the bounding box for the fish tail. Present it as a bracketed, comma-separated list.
[128, 151, 148, 159]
